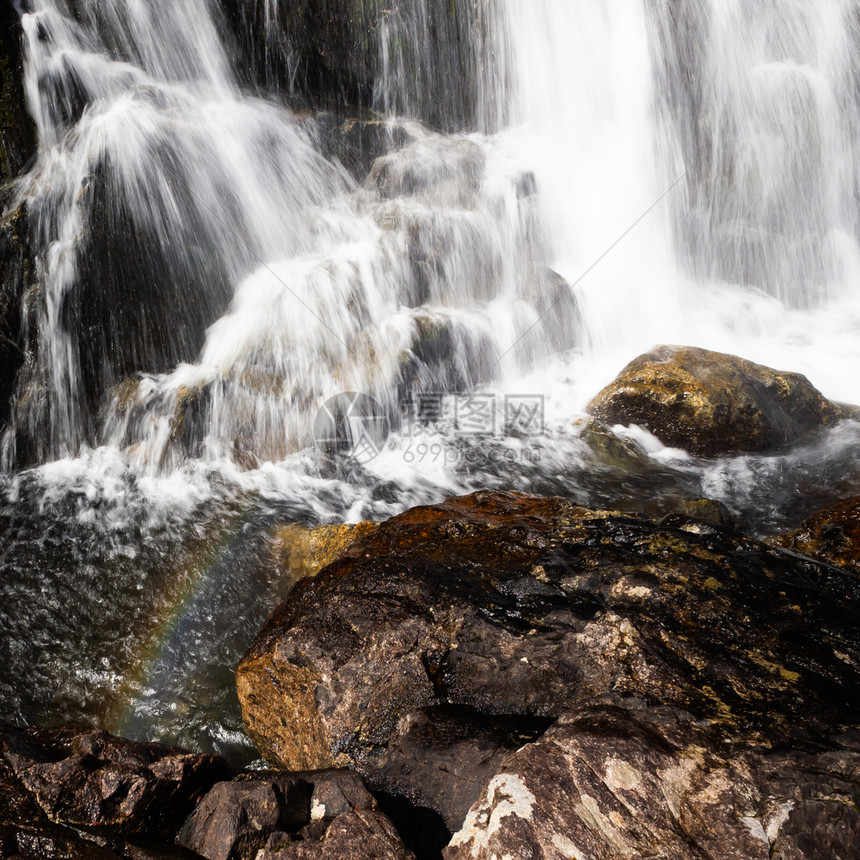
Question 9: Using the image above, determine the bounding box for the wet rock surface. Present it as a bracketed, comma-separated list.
[0, 6, 36, 183]
[0, 721, 415, 859]
[1, 725, 229, 840]
[258, 808, 414, 859]
[224, 0, 488, 132]
[588, 344, 853, 457]
[317, 112, 417, 181]
[237, 490, 860, 851]
[445, 696, 860, 860]
[271, 522, 377, 589]
[0, 193, 33, 435]
[178, 769, 412, 860]
[367, 705, 551, 835]
[0, 724, 229, 859]
[770, 496, 860, 573]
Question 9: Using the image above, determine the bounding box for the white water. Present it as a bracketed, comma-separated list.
[7, 0, 546, 473]
[6, 0, 860, 499]
[495, 0, 860, 408]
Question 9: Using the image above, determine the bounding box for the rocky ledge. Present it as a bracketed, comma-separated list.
[0, 724, 414, 859]
[237, 489, 860, 857]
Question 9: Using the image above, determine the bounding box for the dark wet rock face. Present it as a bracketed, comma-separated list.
[237, 490, 860, 847]
[177, 769, 413, 860]
[770, 496, 860, 573]
[317, 112, 417, 181]
[0, 6, 36, 182]
[177, 773, 313, 859]
[445, 698, 860, 859]
[262, 808, 414, 859]
[1, 725, 229, 840]
[369, 705, 551, 834]
[588, 344, 853, 457]
[223, 0, 491, 133]
[0, 194, 34, 433]
[0, 753, 122, 860]
[0, 724, 228, 858]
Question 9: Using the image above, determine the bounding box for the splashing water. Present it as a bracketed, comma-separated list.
[4, 0, 860, 758]
[7, 0, 545, 472]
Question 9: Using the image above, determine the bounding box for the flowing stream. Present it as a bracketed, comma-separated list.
[3, 0, 860, 761]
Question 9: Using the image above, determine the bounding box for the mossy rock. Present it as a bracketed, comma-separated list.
[588, 345, 854, 457]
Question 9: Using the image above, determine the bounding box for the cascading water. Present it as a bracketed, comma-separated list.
[656, 0, 860, 306]
[7, 0, 541, 472]
[4, 0, 860, 759]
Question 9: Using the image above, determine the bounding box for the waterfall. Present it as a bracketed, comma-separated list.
[500, 0, 682, 355]
[5, 0, 860, 470]
[6, 0, 540, 471]
[6, 0, 860, 763]
[10, 0, 348, 465]
[655, 0, 860, 307]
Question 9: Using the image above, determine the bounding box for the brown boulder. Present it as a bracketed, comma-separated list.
[258, 809, 414, 859]
[367, 705, 550, 833]
[176, 773, 311, 860]
[0, 753, 124, 859]
[587, 345, 852, 457]
[1, 725, 229, 841]
[177, 769, 411, 860]
[271, 522, 377, 591]
[237, 490, 860, 835]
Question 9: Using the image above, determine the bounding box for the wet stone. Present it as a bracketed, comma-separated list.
[177, 769, 410, 860]
[237, 490, 860, 843]
[0, 725, 229, 841]
[588, 344, 854, 457]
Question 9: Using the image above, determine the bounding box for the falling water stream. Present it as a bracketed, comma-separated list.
[3, 0, 860, 761]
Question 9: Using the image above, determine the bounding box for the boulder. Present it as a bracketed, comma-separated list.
[1, 724, 229, 841]
[177, 769, 412, 860]
[0, 5, 36, 182]
[367, 705, 550, 834]
[0, 752, 126, 859]
[222, 0, 489, 132]
[769, 496, 860, 573]
[271, 522, 377, 591]
[587, 345, 853, 457]
[0, 724, 224, 858]
[445, 696, 860, 860]
[257, 809, 414, 859]
[176, 772, 312, 859]
[237, 490, 860, 835]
